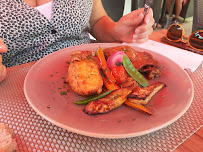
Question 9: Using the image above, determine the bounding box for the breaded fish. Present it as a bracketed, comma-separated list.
[127, 82, 166, 105]
[66, 51, 103, 96]
[83, 87, 132, 114]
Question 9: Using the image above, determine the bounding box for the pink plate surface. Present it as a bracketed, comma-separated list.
[24, 43, 194, 139]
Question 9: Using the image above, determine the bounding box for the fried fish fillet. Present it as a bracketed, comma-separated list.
[121, 77, 140, 92]
[127, 82, 166, 105]
[66, 51, 103, 96]
[83, 87, 132, 115]
[103, 45, 161, 79]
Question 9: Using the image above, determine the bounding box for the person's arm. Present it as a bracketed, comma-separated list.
[89, 0, 117, 42]
[89, 0, 154, 43]
[0, 38, 8, 83]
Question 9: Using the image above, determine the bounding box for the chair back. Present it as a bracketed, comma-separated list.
[101, 0, 125, 22]
[192, 0, 203, 32]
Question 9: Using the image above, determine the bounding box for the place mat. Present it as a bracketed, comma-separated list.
[0, 64, 202, 152]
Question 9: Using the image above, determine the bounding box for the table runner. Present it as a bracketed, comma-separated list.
[0, 64, 202, 152]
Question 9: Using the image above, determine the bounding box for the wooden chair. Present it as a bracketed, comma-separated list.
[131, 0, 163, 27]
[192, 0, 203, 32]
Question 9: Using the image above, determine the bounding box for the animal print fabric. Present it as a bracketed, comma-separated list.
[0, 0, 92, 67]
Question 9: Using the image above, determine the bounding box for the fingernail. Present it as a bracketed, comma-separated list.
[133, 34, 137, 39]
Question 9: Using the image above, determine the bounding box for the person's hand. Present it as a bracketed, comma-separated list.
[113, 8, 154, 43]
[0, 38, 8, 83]
[183, 0, 188, 5]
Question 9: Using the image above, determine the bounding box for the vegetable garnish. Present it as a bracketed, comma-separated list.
[103, 77, 120, 90]
[125, 100, 152, 115]
[122, 54, 149, 87]
[106, 51, 124, 70]
[60, 89, 69, 95]
[74, 90, 113, 105]
[111, 66, 128, 84]
[96, 46, 116, 84]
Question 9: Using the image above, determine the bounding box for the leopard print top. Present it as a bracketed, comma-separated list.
[0, 0, 93, 67]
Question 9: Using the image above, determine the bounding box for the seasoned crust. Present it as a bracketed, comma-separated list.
[127, 82, 166, 105]
[66, 51, 103, 96]
[70, 51, 94, 62]
[83, 87, 133, 114]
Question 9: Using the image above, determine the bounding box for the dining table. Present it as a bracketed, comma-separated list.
[0, 29, 203, 152]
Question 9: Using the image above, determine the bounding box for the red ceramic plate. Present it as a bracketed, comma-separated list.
[24, 43, 194, 138]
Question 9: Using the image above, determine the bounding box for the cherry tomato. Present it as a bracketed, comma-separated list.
[111, 66, 128, 84]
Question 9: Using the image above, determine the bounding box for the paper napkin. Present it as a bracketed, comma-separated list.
[124, 40, 203, 72]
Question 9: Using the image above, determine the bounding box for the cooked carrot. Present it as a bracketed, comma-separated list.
[103, 77, 120, 90]
[125, 100, 152, 115]
[96, 46, 116, 84]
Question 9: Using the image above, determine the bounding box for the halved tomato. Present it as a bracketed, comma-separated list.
[111, 66, 128, 84]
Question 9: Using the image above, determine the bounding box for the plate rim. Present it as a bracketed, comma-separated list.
[24, 43, 194, 139]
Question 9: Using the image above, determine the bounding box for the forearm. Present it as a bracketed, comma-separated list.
[89, 0, 154, 44]
[90, 16, 119, 43]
